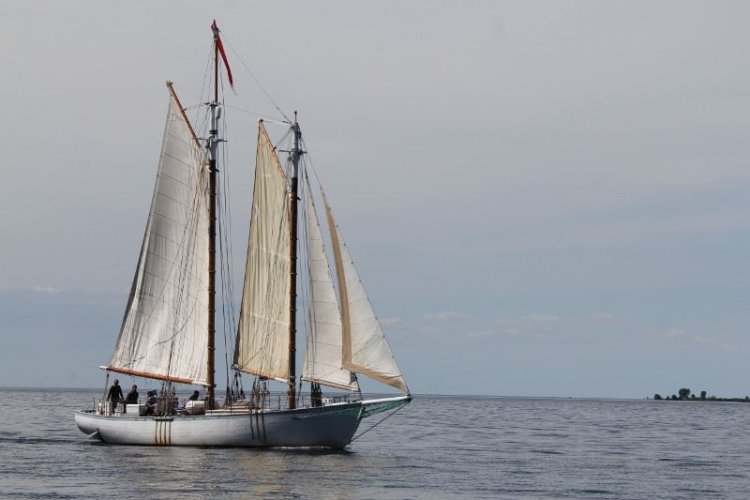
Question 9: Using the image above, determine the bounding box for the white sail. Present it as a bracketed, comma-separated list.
[302, 180, 359, 391]
[234, 121, 291, 381]
[323, 196, 409, 394]
[108, 93, 210, 385]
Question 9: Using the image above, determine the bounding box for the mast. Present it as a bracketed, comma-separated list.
[288, 112, 302, 409]
[206, 22, 221, 409]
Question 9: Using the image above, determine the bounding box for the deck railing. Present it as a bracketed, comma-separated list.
[91, 391, 364, 416]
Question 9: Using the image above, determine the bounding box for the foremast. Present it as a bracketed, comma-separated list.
[206, 21, 222, 408]
[288, 113, 303, 409]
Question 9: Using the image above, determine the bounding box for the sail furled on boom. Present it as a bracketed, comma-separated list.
[323, 194, 409, 394]
[234, 121, 291, 381]
[302, 177, 359, 391]
[108, 93, 210, 385]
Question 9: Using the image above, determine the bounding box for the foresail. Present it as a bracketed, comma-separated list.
[108, 92, 210, 385]
[234, 121, 291, 381]
[302, 179, 358, 391]
[324, 196, 409, 394]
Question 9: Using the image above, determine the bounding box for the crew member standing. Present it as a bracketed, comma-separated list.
[107, 379, 124, 414]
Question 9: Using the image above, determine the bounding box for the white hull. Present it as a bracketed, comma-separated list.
[75, 396, 409, 448]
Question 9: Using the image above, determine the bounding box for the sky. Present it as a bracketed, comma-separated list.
[1, 1, 749, 398]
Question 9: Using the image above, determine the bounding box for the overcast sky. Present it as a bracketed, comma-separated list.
[1, 1, 749, 398]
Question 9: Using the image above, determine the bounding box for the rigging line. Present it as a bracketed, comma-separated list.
[218, 78, 232, 292]
[220, 115, 237, 343]
[297, 138, 327, 200]
[217, 182, 229, 388]
[222, 231, 236, 387]
[298, 174, 313, 376]
[351, 402, 409, 442]
[219, 170, 237, 380]
[264, 118, 295, 128]
[174, 45, 212, 129]
[221, 90, 235, 270]
[182, 104, 205, 112]
[221, 35, 292, 123]
[217, 91, 238, 388]
[171, 83, 207, 107]
[190, 45, 214, 144]
[222, 104, 290, 124]
[275, 128, 294, 154]
[198, 43, 213, 103]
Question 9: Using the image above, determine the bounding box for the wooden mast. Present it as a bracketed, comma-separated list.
[288, 113, 302, 409]
[206, 22, 220, 409]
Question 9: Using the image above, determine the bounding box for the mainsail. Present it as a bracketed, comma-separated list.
[108, 93, 210, 385]
[302, 178, 359, 391]
[324, 195, 409, 394]
[234, 121, 291, 381]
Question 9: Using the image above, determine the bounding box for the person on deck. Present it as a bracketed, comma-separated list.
[107, 379, 123, 414]
[125, 385, 139, 404]
[123, 384, 138, 413]
[188, 390, 200, 401]
[145, 390, 158, 415]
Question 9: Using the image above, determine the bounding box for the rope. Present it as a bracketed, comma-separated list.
[351, 402, 408, 442]
[217, 78, 239, 392]
[222, 104, 290, 125]
[222, 34, 292, 123]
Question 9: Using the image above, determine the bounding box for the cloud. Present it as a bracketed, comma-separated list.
[380, 317, 403, 325]
[463, 330, 495, 339]
[522, 314, 563, 323]
[0, 286, 128, 308]
[492, 328, 556, 340]
[0, 285, 63, 295]
[661, 327, 737, 352]
[665, 328, 683, 338]
[585, 312, 616, 321]
[487, 311, 622, 342]
[494, 314, 564, 327]
[495, 312, 616, 328]
[29, 286, 62, 295]
[718, 342, 737, 352]
[423, 310, 475, 322]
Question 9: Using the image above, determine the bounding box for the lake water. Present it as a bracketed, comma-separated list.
[1, 388, 749, 499]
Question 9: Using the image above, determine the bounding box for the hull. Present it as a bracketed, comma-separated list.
[75, 401, 363, 448]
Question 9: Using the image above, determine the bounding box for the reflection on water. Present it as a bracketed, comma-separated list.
[2, 388, 750, 499]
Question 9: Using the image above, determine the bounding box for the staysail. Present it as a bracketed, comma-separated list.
[323, 195, 409, 394]
[108, 91, 210, 385]
[234, 121, 291, 381]
[302, 178, 359, 391]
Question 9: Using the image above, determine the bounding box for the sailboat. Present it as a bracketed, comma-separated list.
[74, 22, 410, 448]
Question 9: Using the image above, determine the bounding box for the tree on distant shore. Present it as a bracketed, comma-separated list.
[653, 388, 750, 402]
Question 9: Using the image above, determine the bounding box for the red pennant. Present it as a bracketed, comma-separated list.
[211, 20, 234, 88]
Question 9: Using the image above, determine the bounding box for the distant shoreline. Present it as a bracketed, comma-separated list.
[651, 396, 750, 403]
[651, 389, 750, 403]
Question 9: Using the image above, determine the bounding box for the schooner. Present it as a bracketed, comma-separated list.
[74, 21, 410, 448]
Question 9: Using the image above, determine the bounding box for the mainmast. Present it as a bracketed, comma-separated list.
[206, 22, 221, 409]
[288, 113, 303, 409]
